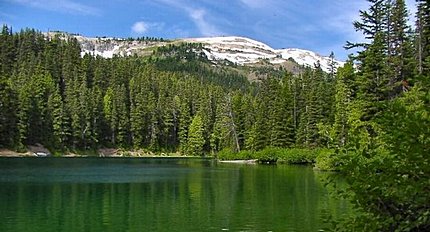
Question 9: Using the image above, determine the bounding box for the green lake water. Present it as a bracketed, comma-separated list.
[0, 158, 350, 231]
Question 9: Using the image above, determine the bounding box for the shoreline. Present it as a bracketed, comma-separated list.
[218, 159, 258, 164]
[0, 148, 200, 158]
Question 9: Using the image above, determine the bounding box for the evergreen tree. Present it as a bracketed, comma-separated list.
[48, 87, 69, 149]
[178, 95, 191, 153]
[0, 25, 15, 77]
[387, 0, 415, 96]
[129, 76, 147, 148]
[220, 93, 241, 152]
[114, 84, 131, 148]
[0, 77, 18, 147]
[329, 61, 355, 147]
[17, 72, 55, 146]
[186, 114, 205, 156]
[280, 73, 297, 146]
[416, 0, 430, 74]
[245, 97, 267, 151]
[347, 0, 390, 50]
[296, 67, 326, 147]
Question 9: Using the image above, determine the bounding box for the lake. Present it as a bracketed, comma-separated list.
[0, 158, 350, 231]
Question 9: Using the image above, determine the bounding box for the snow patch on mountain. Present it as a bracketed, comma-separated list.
[278, 48, 344, 73]
[47, 32, 344, 72]
[184, 36, 277, 64]
[183, 36, 344, 72]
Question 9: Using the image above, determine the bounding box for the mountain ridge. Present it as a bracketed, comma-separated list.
[46, 32, 344, 73]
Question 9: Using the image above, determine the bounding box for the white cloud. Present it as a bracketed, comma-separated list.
[153, 0, 224, 37]
[8, 0, 100, 15]
[188, 8, 222, 36]
[132, 21, 149, 34]
[131, 21, 164, 35]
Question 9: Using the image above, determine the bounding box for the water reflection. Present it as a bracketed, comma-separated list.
[0, 158, 350, 231]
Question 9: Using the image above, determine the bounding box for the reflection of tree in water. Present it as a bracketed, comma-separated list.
[0, 159, 350, 231]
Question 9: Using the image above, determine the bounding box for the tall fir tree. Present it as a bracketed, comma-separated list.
[416, 0, 430, 75]
[387, 0, 415, 96]
[186, 114, 205, 156]
[0, 77, 18, 147]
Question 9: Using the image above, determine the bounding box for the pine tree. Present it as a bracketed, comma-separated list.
[329, 2, 430, 230]
[387, 0, 415, 96]
[259, 76, 295, 148]
[327, 51, 337, 79]
[281, 73, 297, 146]
[115, 84, 131, 148]
[221, 93, 241, 152]
[0, 77, 18, 147]
[241, 93, 257, 150]
[330, 61, 355, 147]
[17, 72, 55, 146]
[178, 96, 191, 153]
[347, 0, 390, 49]
[48, 87, 69, 149]
[197, 87, 216, 152]
[0, 25, 16, 77]
[129, 76, 146, 148]
[296, 67, 326, 147]
[103, 87, 115, 145]
[416, 0, 430, 74]
[245, 98, 267, 151]
[187, 114, 205, 156]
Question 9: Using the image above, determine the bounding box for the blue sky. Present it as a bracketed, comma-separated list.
[0, 0, 418, 60]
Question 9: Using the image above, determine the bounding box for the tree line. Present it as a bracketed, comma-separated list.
[0, 25, 338, 155]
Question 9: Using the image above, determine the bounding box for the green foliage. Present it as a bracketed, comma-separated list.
[417, 0, 430, 73]
[254, 147, 281, 163]
[327, 1, 430, 230]
[314, 148, 338, 171]
[0, 26, 341, 156]
[216, 148, 254, 160]
[186, 114, 205, 156]
[0, 77, 18, 147]
[266, 147, 317, 164]
[295, 66, 332, 147]
[325, 61, 355, 148]
[216, 147, 327, 166]
[334, 87, 430, 231]
[3, 20, 429, 231]
[48, 87, 70, 149]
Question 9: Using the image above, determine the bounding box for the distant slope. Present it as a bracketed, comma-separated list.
[46, 32, 344, 73]
[183, 36, 344, 72]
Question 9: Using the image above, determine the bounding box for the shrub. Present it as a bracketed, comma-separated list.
[254, 147, 281, 163]
[277, 148, 315, 164]
[314, 148, 338, 171]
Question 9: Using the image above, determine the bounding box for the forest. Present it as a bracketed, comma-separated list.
[0, 27, 337, 156]
[0, 0, 429, 230]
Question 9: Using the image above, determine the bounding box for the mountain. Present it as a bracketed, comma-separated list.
[183, 36, 344, 72]
[46, 32, 344, 73]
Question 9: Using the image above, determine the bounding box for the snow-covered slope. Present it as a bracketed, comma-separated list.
[183, 36, 279, 64]
[47, 32, 344, 72]
[45, 32, 169, 58]
[183, 36, 344, 72]
[278, 48, 341, 73]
